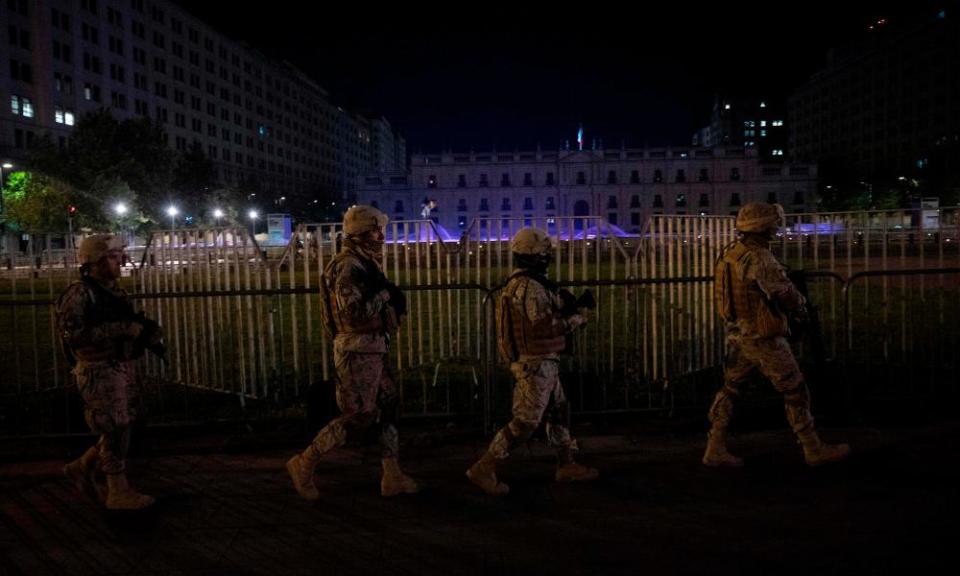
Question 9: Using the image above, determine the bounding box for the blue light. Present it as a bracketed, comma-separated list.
[938, 10, 946, 19]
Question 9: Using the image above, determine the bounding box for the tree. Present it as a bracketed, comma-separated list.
[28, 108, 175, 223]
[0, 172, 99, 233]
[171, 143, 221, 221]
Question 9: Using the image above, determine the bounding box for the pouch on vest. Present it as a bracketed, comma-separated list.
[496, 292, 519, 363]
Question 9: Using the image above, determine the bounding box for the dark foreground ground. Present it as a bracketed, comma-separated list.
[1, 420, 957, 576]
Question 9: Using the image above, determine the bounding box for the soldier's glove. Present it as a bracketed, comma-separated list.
[385, 282, 407, 317]
[566, 313, 587, 331]
[559, 288, 578, 316]
[132, 313, 167, 362]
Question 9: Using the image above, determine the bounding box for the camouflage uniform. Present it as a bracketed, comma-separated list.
[309, 239, 400, 458]
[57, 279, 143, 475]
[705, 202, 849, 467]
[467, 227, 598, 496]
[708, 235, 813, 436]
[287, 205, 417, 500]
[488, 273, 576, 459]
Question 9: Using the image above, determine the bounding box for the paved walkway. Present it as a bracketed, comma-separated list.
[1, 423, 956, 575]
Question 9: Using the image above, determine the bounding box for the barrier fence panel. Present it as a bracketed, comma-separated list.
[3, 210, 960, 438]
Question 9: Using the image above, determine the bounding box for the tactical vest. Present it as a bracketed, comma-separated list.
[714, 241, 788, 338]
[56, 278, 136, 364]
[496, 274, 567, 362]
[319, 251, 385, 337]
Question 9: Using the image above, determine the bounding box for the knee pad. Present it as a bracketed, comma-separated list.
[507, 418, 539, 443]
[783, 382, 810, 408]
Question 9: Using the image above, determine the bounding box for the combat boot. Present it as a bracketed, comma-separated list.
[105, 473, 155, 510]
[702, 429, 744, 468]
[380, 457, 419, 497]
[64, 446, 105, 504]
[466, 451, 509, 496]
[287, 445, 320, 501]
[555, 461, 600, 483]
[798, 429, 850, 467]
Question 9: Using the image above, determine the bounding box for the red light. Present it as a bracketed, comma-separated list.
[68, 205, 76, 214]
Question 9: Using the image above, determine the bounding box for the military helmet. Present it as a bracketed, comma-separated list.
[510, 227, 553, 256]
[343, 205, 388, 236]
[736, 202, 785, 233]
[78, 234, 125, 265]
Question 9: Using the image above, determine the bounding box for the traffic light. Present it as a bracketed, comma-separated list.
[68, 205, 76, 214]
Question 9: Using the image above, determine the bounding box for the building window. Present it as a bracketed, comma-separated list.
[501, 197, 511, 211]
[607, 195, 618, 209]
[457, 198, 468, 212]
[479, 198, 489, 211]
[576, 171, 586, 185]
[699, 193, 709, 207]
[653, 195, 663, 208]
[9, 59, 32, 83]
[631, 212, 641, 226]
[523, 173, 533, 186]
[428, 174, 437, 188]
[501, 173, 510, 187]
[771, 149, 784, 156]
[630, 170, 640, 184]
[730, 167, 741, 181]
[653, 169, 663, 183]
[730, 193, 741, 206]
[630, 195, 641, 208]
[698, 168, 709, 182]
[546, 172, 555, 186]
[457, 174, 466, 188]
[394, 200, 404, 214]
[608, 213, 618, 225]
[793, 191, 805, 205]
[607, 170, 617, 184]
[546, 197, 555, 210]
[676, 193, 687, 208]
[676, 169, 686, 183]
[10, 94, 32, 117]
[479, 174, 488, 187]
[458, 215, 468, 229]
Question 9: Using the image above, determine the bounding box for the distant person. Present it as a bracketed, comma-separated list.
[420, 199, 437, 220]
[706, 202, 850, 468]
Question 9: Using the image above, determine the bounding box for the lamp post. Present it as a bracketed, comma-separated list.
[166, 205, 178, 248]
[0, 162, 14, 250]
[114, 201, 128, 245]
[247, 209, 258, 237]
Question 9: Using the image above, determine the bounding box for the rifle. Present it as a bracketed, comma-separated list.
[558, 288, 596, 354]
[558, 288, 597, 318]
[81, 277, 168, 363]
[786, 270, 825, 369]
[131, 311, 168, 363]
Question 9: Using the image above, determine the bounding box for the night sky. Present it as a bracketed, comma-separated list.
[181, 1, 949, 152]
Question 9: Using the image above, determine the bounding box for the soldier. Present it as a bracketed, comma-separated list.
[58, 234, 164, 510]
[287, 205, 418, 500]
[706, 202, 850, 467]
[466, 227, 599, 495]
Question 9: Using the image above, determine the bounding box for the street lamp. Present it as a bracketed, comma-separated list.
[213, 208, 224, 223]
[166, 205, 178, 246]
[247, 209, 258, 237]
[114, 202, 128, 244]
[0, 162, 14, 246]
